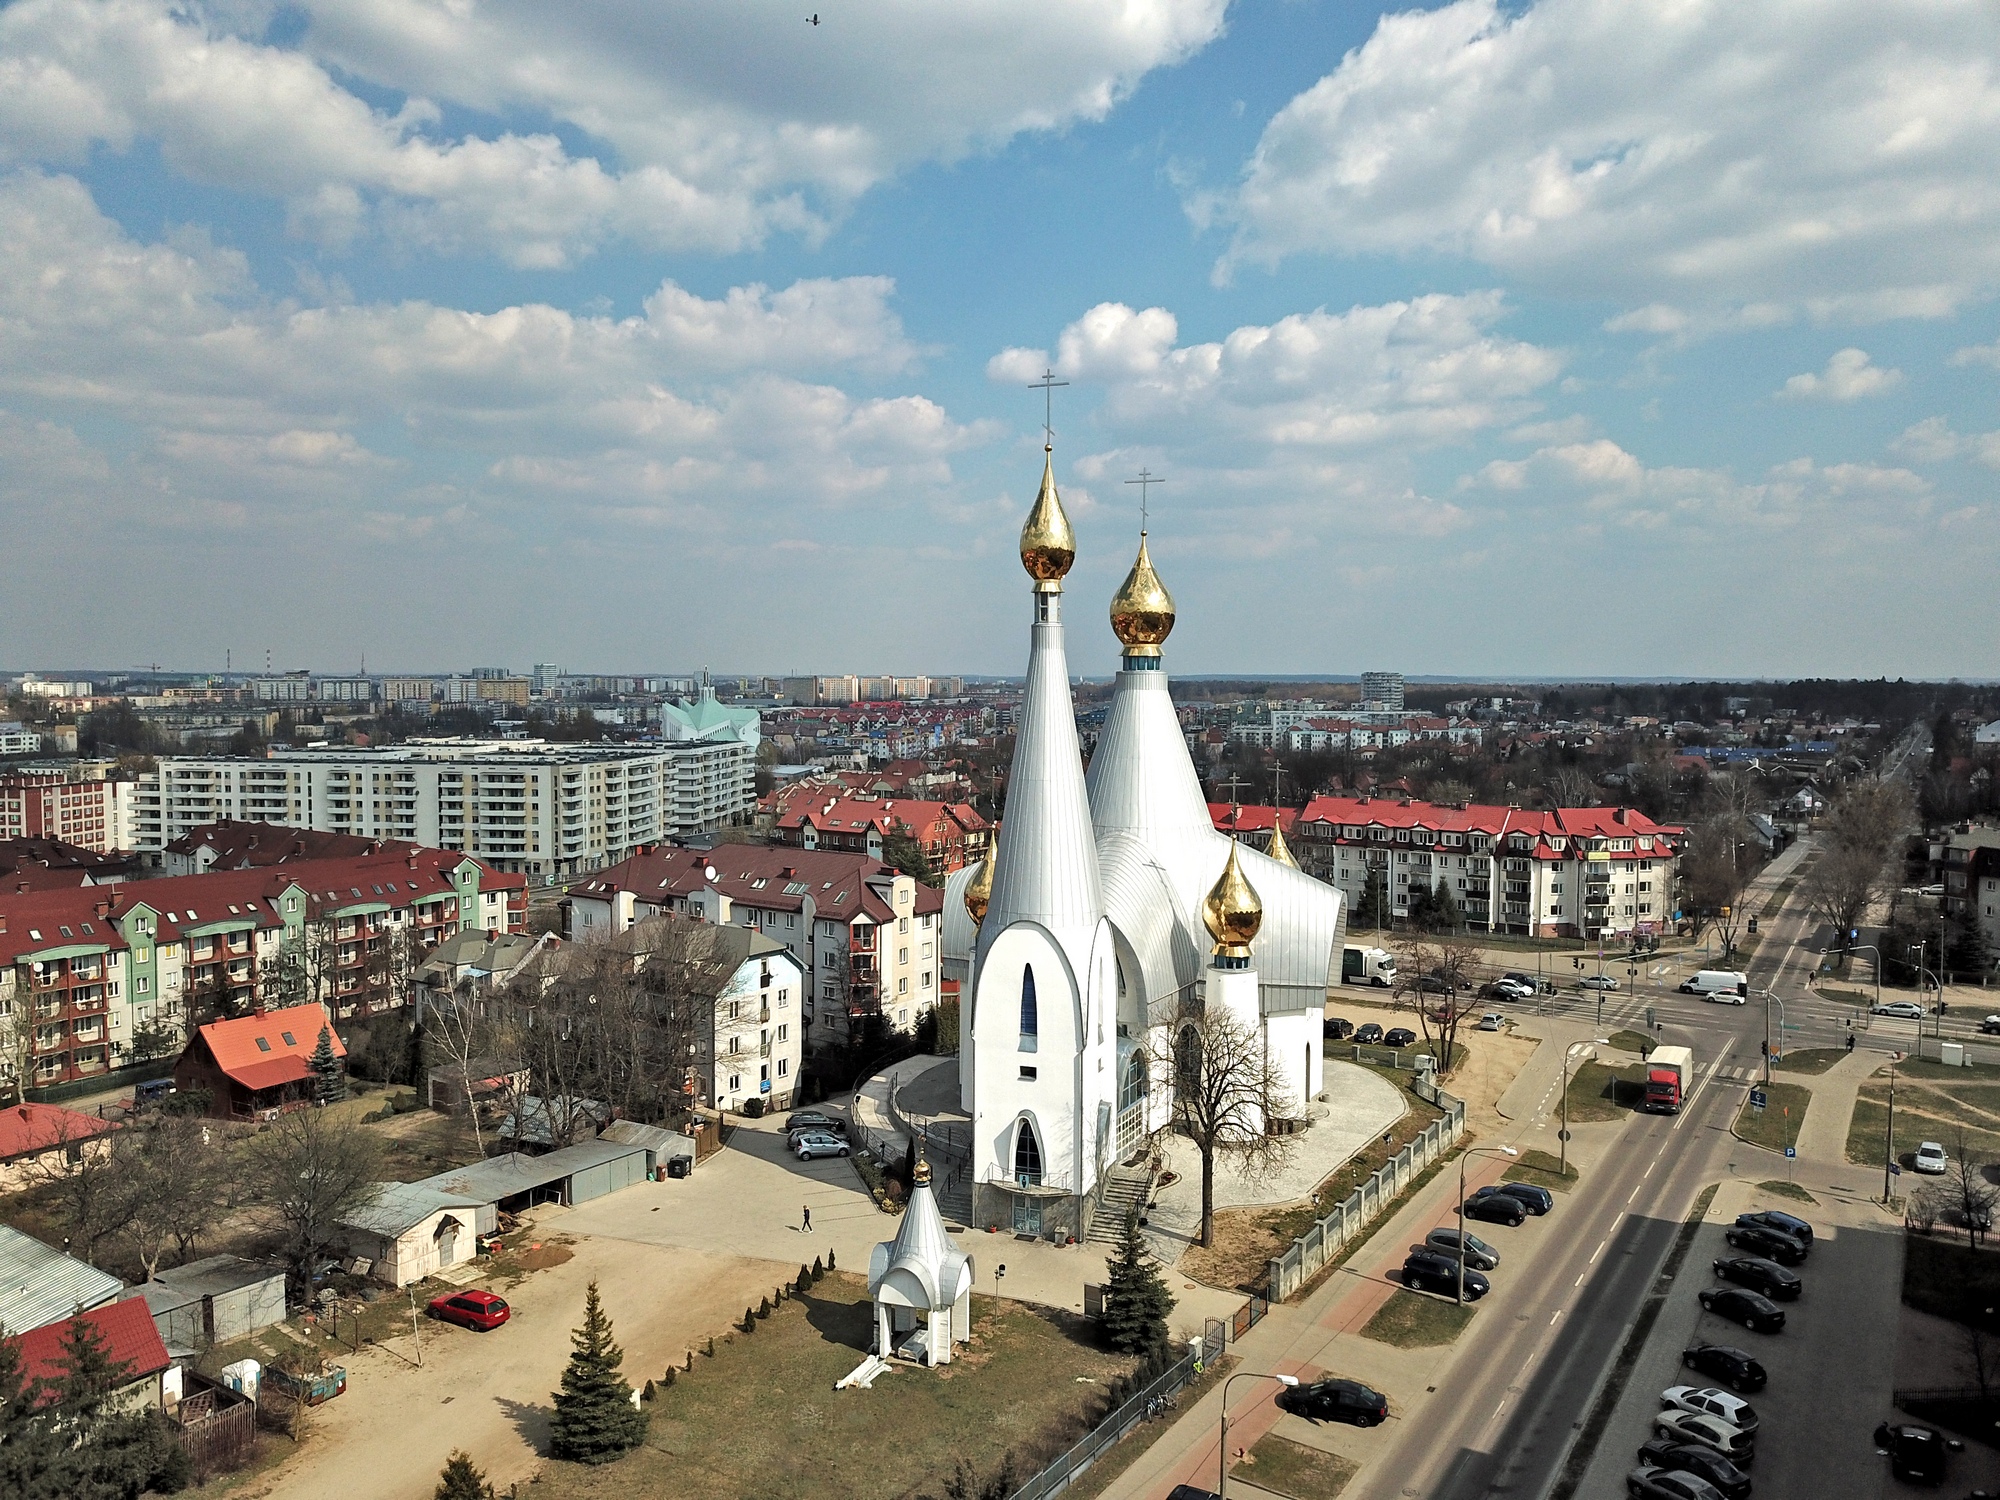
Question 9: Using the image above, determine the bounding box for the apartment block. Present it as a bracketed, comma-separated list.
[0, 768, 139, 854]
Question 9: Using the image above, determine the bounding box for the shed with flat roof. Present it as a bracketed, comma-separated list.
[0, 1222, 124, 1334]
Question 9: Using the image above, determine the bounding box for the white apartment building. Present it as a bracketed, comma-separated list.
[129, 729, 757, 877]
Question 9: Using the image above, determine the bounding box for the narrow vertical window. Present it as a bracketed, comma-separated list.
[1014, 1118, 1043, 1186]
[1019, 964, 1038, 1052]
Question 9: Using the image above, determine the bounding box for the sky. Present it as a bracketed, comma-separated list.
[4, 0, 1999, 681]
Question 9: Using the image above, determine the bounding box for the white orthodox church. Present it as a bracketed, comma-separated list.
[940, 447, 1347, 1240]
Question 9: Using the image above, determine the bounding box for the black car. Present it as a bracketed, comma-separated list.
[1723, 1223, 1806, 1265]
[785, 1111, 847, 1138]
[1278, 1377, 1388, 1427]
[1698, 1287, 1785, 1333]
[1355, 1023, 1386, 1044]
[1625, 1467, 1726, 1500]
[1464, 1192, 1527, 1227]
[1734, 1209, 1813, 1248]
[1418, 975, 1458, 996]
[1472, 1182, 1553, 1216]
[1383, 1027, 1418, 1048]
[1680, 1344, 1766, 1393]
[1874, 1421, 1963, 1484]
[1166, 1488, 1222, 1500]
[1711, 1256, 1800, 1301]
[1402, 1250, 1490, 1300]
[1636, 1439, 1752, 1500]
[1325, 1017, 1355, 1040]
[1424, 1227, 1500, 1269]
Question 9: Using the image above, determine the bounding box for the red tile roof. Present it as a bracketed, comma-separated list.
[0, 1103, 118, 1162]
[193, 1003, 344, 1092]
[572, 843, 946, 922]
[13, 1297, 170, 1400]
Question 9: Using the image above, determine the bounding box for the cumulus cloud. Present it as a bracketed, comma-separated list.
[1951, 340, 2000, 369]
[1778, 348, 1903, 402]
[0, 0, 1226, 264]
[1217, 0, 2000, 319]
[1891, 416, 2000, 467]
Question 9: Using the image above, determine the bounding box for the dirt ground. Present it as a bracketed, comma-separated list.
[1324, 992, 1541, 1136]
[223, 1221, 796, 1500]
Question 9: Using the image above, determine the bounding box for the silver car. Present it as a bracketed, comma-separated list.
[793, 1131, 851, 1161]
[1661, 1385, 1759, 1436]
[1872, 1000, 1925, 1019]
[1653, 1409, 1754, 1463]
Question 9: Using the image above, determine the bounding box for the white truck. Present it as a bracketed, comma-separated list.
[1342, 945, 1397, 987]
[1678, 969, 1749, 1002]
[1644, 1045, 1694, 1114]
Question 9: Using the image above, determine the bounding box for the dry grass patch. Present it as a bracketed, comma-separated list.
[1360, 1288, 1476, 1348]
[1234, 1434, 1359, 1499]
[1505, 1149, 1580, 1192]
[1733, 1081, 1811, 1152]
[1563, 1061, 1646, 1122]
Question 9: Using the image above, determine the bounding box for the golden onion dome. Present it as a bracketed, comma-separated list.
[1265, 817, 1299, 870]
[1201, 839, 1263, 957]
[963, 856, 992, 927]
[1019, 448, 1076, 588]
[1109, 532, 1175, 656]
[913, 1155, 932, 1187]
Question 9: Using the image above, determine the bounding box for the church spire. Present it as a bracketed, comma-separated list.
[1019, 447, 1075, 591]
[1109, 531, 1175, 658]
[1265, 817, 1299, 869]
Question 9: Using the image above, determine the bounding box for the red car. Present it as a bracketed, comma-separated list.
[428, 1289, 511, 1331]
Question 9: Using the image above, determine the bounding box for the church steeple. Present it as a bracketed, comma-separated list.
[1019, 448, 1075, 591]
[1110, 532, 1175, 659]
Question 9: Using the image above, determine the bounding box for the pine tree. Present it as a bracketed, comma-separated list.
[1358, 865, 1390, 929]
[549, 1282, 646, 1464]
[435, 1449, 496, 1500]
[1100, 1210, 1174, 1356]
[309, 1025, 345, 1105]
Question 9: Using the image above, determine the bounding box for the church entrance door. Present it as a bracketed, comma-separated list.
[1012, 1196, 1042, 1236]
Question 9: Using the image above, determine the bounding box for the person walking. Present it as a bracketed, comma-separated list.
[801, 1204, 813, 1233]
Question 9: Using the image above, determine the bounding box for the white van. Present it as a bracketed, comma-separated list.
[1678, 969, 1748, 1002]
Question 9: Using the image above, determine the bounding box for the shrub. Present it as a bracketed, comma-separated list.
[757, 1296, 771, 1319]
[742, 1307, 757, 1333]
[812, 1255, 824, 1281]
[661, 1367, 676, 1388]
[642, 1380, 655, 1402]
[797, 1265, 812, 1294]
[827, 1248, 836, 1271]
[743, 1096, 765, 1118]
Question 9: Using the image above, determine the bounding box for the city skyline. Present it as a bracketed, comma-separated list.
[5, 2, 1999, 678]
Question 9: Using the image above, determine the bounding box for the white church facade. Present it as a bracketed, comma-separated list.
[940, 446, 1347, 1240]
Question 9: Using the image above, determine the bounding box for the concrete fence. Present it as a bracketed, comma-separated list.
[1264, 1075, 1466, 1302]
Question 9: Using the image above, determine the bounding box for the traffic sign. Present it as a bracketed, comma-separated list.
[1749, 1088, 1767, 1108]
[1784, 1147, 1797, 1159]
[1890, 1163, 1903, 1176]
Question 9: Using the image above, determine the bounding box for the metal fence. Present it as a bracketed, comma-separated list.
[1007, 1317, 1230, 1500]
[1264, 1077, 1465, 1301]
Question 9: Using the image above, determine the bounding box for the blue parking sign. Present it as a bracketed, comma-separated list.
[1784, 1146, 1797, 1159]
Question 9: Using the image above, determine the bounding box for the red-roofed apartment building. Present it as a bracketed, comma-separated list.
[772, 795, 989, 874]
[565, 845, 946, 1052]
[1226, 796, 1683, 940]
[174, 1002, 346, 1119]
[12, 1296, 174, 1412]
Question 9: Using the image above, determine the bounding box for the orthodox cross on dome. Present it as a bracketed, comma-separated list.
[1029, 368, 1068, 450]
[1124, 468, 1165, 532]
[1220, 772, 1249, 833]
[1270, 762, 1287, 808]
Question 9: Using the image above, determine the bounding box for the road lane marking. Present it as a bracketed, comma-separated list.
[1644, 1161, 1655, 1177]
[1575, 1272, 1586, 1286]
[1590, 1239, 1607, 1263]
[1551, 1309, 1564, 1325]
[1628, 1184, 1642, 1203]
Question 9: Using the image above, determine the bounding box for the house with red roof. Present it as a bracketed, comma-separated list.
[773, 795, 988, 873]
[173, 1003, 345, 1120]
[0, 1102, 118, 1191]
[12, 1296, 174, 1413]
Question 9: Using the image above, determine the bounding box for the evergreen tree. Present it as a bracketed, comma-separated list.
[549, 1282, 646, 1464]
[1100, 1210, 1174, 1356]
[1357, 865, 1390, 929]
[309, 1025, 346, 1105]
[435, 1449, 496, 1500]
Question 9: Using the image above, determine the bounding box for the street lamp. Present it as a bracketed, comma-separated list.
[1835, 942, 1884, 1013]
[1883, 1054, 1902, 1204]
[1219, 1371, 1300, 1498]
[1560, 1041, 1608, 1180]
[1458, 1145, 1519, 1305]
[1759, 991, 1785, 1087]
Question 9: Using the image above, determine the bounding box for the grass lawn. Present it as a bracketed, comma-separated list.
[1903, 1235, 2000, 1328]
[1845, 1062, 2000, 1167]
[1563, 1060, 1646, 1122]
[1607, 1030, 1655, 1056]
[1775, 1048, 1847, 1075]
[1506, 1149, 1580, 1192]
[1360, 1288, 1476, 1348]
[1756, 1179, 1818, 1204]
[551, 1276, 1137, 1500]
[1818, 986, 1873, 1008]
[1235, 1434, 1359, 1500]
[1733, 1080, 1812, 1152]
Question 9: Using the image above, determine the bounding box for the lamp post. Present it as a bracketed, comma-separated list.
[1560, 1040, 1609, 1180]
[1837, 942, 1884, 1014]
[1759, 991, 1785, 1086]
[1219, 1371, 1300, 1498]
[1458, 1145, 1519, 1305]
[1883, 1054, 1902, 1203]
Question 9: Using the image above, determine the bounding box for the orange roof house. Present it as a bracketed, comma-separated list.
[172, 1003, 345, 1120]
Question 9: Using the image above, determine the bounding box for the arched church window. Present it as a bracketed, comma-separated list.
[1119, 1050, 1147, 1110]
[1173, 1023, 1201, 1103]
[1019, 965, 1038, 1052]
[1013, 1117, 1043, 1186]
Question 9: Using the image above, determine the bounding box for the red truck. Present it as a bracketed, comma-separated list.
[1644, 1046, 1693, 1113]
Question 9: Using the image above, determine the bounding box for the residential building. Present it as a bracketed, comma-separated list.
[0, 767, 140, 853]
[382, 677, 438, 706]
[130, 731, 759, 875]
[0, 837, 142, 890]
[0, 1223, 125, 1333]
[1286, 795, 1683, 939]
[173, 1002, 347, 1119]
[0, 722, 41, 756]
[562, 844, 945, 1050]
[1360, 671, 1406, 710]
[15, 1298, 173, 1412]
[1928, 824, 2000, 965]
[0, 1101, 117, 1191]
[773, 794, 989, 872]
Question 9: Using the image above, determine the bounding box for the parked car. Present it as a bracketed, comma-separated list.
[1383, 1027, 1418, 1048]
[1355, 1023, 1386, 1045]
[794, 1131, 851, 1161]
[1735, 1209, 1812, 1247]
[1476, 1012, 1505, 1031]
[1473, 1181, 1554, 1216]
[1494, 976, 1537, 1000]
[1581, 974, 1619, 991]
[1463, 1192, 1527, 1227]
[1652, 1409, 1755, 1464]
[1873, 1421, 1963, 1484]
[427, 1289, 511, 1332]
[1635, 1440, 1751, 1500]
[1166, 1488, 1224, 1500]
[1402, 1250, 1489, 1300]
[1425, 1227, 1500, 1269]
[1325, 1017, 1355, 1041]
[1913, 1140, 1949, 1175]
[1278, 1377, 1389, 1427]
[1698, 1287, 1785, 1333]
[1872, 1000, 1925, 1019]
[1726, 1221, 1807, 1263]
[1625, 1465, 1726, 1500]
[785, 1111, 847, 1138]
[1711, 1256, 1801, 1301]
[1418, 975, 1458, 996]
[1680, 1344, 1767, 1393]
[1661, 1386, 1759, 1436]
[1983, 1014, 2000, 1036]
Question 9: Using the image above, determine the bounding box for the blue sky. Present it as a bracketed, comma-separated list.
[4, 0, 1998, 680]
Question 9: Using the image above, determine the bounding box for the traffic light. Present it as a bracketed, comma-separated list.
[1760, 1039, 1768, 1057]
[1572, 957, 1583, 970]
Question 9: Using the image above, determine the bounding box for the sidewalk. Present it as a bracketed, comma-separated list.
[1790, 1049, 1884, 1166]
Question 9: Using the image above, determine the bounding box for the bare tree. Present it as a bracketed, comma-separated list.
[426, 985, 498, 1155]
[1805, 780, 1914, 948]
[1951, 1127, 1997, 1249]
[118, 1115, 222, 1280]
[1154, 1004, 1297, 1249]
[1393, 932, 1481, 1076]
[1545, 766, 1599, 808]
[244, 1106, 384, 1293]
[29, 1114, 126, 1260]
